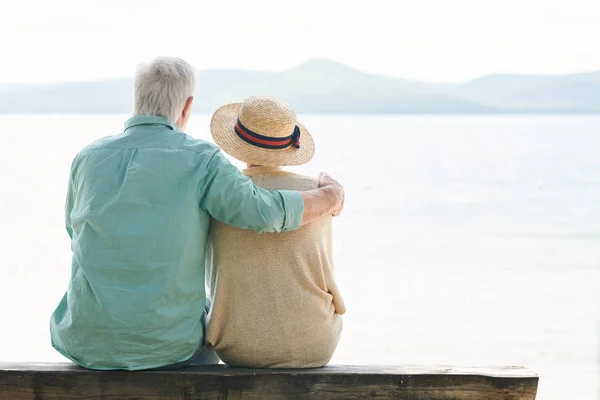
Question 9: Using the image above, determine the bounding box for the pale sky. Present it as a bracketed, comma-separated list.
[0, 0, 599, 84]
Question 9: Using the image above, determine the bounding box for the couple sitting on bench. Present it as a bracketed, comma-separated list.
[49, 57, 346, 370]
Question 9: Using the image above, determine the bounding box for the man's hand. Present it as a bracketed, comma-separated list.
[300, 172, 345, 226]
[318, 172, 344, 217]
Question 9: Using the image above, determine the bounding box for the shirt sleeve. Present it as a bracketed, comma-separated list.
[199, 150, 304, 233]
[65, 157, 78, 239]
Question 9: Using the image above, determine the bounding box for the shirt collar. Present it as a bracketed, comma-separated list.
[242, 166, 283, 176]
[124, 115, 181, 132]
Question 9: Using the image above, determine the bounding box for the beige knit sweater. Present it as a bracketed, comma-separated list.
[205, 166, 346, 368]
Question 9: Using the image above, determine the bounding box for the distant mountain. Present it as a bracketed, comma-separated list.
[1, 59, 599, 114]
[453, 72, 600, 112]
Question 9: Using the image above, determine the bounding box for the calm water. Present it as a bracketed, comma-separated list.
[0, 115, 599, 399]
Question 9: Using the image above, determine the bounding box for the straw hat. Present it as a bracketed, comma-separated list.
[210, 96, 315, 166]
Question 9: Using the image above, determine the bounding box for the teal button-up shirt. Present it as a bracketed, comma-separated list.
[50, 115, 304, 370]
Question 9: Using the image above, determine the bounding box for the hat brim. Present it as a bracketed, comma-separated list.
[210, 103, 315, 167]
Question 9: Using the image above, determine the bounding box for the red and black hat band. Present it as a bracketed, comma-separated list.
[234, 118, 301, 150]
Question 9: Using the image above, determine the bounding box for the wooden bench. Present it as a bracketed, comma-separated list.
[0, 363, 538, 399]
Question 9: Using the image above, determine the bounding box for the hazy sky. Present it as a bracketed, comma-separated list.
[1, 0, 599, 84]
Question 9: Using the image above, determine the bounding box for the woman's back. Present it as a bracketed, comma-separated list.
[205, 166, 345, 368]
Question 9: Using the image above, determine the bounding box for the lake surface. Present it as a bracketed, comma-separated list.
[0, 115, 599, 399]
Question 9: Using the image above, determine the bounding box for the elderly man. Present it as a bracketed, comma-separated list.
[49, 57, 344, 371]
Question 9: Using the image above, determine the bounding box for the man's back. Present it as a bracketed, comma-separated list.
[50, 116, 221, 370]
[206, 166, 346, 368]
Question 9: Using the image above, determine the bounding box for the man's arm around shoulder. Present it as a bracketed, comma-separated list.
[199, 150, 344, 233]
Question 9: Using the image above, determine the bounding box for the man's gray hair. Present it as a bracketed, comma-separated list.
[133, 57, 197, 123]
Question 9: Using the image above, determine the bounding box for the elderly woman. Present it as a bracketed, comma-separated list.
[205, 96, 346, 368]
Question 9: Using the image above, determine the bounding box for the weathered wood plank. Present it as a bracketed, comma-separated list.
[0, 363, 538, 400]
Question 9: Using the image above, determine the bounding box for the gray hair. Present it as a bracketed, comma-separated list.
[133, 57, 197, 123]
